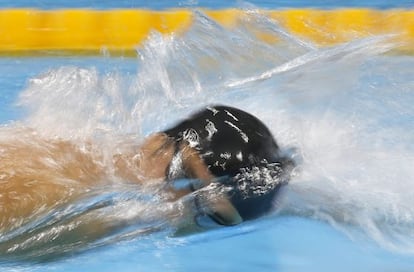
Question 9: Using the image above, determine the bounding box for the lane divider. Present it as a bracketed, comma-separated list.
[0, 9, 413, 55]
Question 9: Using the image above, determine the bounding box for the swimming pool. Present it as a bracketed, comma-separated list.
[1, 1, 414, 271]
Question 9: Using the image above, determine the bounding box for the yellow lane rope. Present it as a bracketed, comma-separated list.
[0, 9, 413, 55]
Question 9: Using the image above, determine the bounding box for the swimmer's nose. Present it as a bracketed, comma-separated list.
[195, 191, 243, 226]
[207, 197, 243, 225]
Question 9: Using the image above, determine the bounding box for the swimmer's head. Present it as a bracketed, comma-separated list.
[164, 105, 293, 223]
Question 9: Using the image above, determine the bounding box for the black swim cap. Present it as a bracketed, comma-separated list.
[164, 105, 291, 221]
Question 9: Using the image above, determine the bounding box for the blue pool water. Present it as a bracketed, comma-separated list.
[1, 1, 414, 272]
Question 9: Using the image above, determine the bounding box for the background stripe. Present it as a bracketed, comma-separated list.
[0, 9, 412, 55]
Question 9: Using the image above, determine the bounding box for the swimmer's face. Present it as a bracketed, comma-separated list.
[214, 160, 289, 221]
[193, 160, 289, 226]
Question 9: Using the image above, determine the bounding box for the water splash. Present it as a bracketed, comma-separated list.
[1, 9, 414, 258]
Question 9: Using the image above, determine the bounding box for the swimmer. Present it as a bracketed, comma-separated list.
[0, 105, 293, 235]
